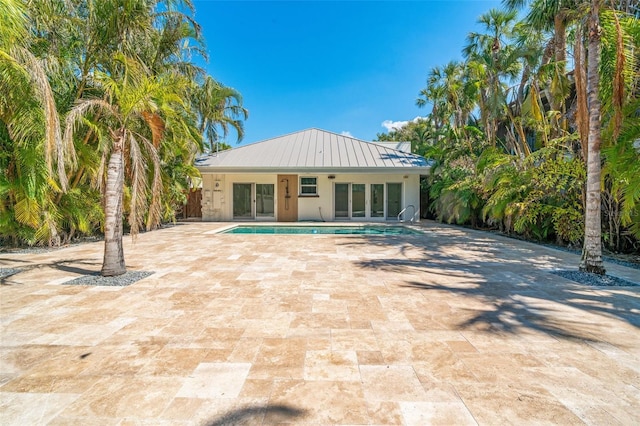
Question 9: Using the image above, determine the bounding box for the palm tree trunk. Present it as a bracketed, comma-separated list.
[549, 13, 568, 139]
[553, 13, 567, 67]
[580, 0, 605, 275]
[101, 135, 126, 277]
[574, 24, 589, 160]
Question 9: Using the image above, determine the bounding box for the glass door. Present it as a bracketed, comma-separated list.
[386, 183, 402, 219]
[334, 183, 349, 219]
[352, 184, 365, 218]
[256, 184, 274, 218]
[371, 184, 384, 218]
[233, 183, 253, 219]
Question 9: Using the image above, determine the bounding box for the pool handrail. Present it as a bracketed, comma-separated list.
[397, 205, 416, 223]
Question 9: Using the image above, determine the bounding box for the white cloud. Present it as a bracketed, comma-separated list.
[381, 120, 408, 132]
[341, 131, 353, 137]
[381, 116, 424, 132]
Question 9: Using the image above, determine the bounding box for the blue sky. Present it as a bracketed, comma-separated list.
[193, 0, 503, 146]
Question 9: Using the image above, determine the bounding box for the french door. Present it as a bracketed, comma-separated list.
[256, 184, 274, 218]
[371, 184, 384, 218]
[233, 183, 274, 219]
[334, 183, 366, 219]
[386, 183, 402, 219]
[233, 183, 253, 219]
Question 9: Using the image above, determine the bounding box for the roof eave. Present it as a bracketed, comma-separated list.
[196, 166, 431, 174]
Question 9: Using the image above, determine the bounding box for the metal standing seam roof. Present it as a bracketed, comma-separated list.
[195, 128, 430, 172]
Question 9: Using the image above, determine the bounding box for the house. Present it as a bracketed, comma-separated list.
[194, 128, 430, 222]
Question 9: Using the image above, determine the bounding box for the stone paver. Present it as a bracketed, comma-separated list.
[1, 221, 639, 425]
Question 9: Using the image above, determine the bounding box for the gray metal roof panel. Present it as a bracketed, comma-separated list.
[195, 128, 430, 171]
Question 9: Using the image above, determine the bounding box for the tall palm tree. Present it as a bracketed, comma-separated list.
[417, 80, 447, 135]
[463, 9, 522, 146]
[503, 0, 579, 65]
[65, 56, 199, 276]
[580, 0, 606, 274]
[503, 0, 579, 137]
[195, 76, 248, 152]
[1, 0, 78, 245]
[2, 0, 247, 253]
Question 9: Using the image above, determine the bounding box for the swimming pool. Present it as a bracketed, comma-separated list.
[221, 225, 423, 235]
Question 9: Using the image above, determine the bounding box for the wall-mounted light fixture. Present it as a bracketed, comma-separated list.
[328, 175, 336, 179]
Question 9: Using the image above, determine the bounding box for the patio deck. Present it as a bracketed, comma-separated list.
[1, 221, 639, 425]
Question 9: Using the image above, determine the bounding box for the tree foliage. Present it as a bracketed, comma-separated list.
[0, 0, 247, 259]
[377, 1, 639, 256]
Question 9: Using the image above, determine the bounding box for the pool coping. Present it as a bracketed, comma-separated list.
[212, 221, 425, 235]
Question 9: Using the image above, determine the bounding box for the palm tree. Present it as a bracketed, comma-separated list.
[195, 76, 248, 152]
[463, 9, 522, 146]
[417, 60, 477, 143]
[2, 0, 247, 254]
[503, 0, 579, 65]
[0, 0, 78, 245]
[417, 81, 447, 135]
[65, 56, 199, 276]
[580, 0, 606, 274]
[503, 0, 579, 138]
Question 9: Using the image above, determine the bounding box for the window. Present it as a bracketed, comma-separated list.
[300, 177, 317, 196]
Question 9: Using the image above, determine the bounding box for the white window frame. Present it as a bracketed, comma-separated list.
[299, 176, 318, 196]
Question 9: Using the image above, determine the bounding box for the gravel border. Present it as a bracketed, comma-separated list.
[0, 268, 23, 279]
[543, 247, 640, 270]
[467, 226, 640, 270]
[552, 270, 639, 287]
[65, 270, 154, 287]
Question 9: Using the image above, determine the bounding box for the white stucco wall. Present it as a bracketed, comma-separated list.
[296, 173, 421, 222]
[200, 172, 422, 222]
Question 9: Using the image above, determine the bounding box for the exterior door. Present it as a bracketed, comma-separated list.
[371, 184, 384, 218]
[334, 183, 365, 219]
[256, 184, 274, 218]
[233, 183, 253, 219]
[386, 183, 402, 219]
[352, 184, 365, 218]
[277, 174, 298, 222]
[335, 183, 349, 219]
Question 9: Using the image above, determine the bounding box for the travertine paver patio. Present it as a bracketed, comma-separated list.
[1, 221, 639, 425]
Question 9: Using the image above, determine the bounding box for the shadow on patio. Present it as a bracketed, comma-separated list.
[343, 229, 640, 344]
[0, 258, 103, 285]
[204, 404, 307, 425]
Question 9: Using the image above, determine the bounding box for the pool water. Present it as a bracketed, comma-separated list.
[222, 225, 422, 235]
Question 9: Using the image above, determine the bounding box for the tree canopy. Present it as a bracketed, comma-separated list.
[0, 0, 247, 274]
[377, 0, 639, 264]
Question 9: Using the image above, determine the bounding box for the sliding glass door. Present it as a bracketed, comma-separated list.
[335, 183, 349, 219]
[335, 183, 366, 219]
[371, 184, 384, 218]
[352, 184, 365, 218]
[256, 184, 274, 217]
[233, 183, 253, 219]
[234, 183, 275, 219]
[386, 183, 402, 219]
